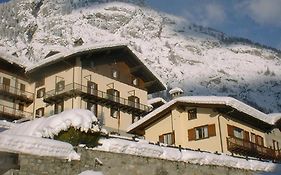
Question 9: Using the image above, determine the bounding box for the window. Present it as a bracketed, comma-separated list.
[3, 77, 10, 91]
[132, 77, 139, 86]
[233, 127, 244, 139]
[112, 69, 119, 79]
[56, 81, 65, 92]
[54, 101, 64, 114]
[37, 88, 45, 98]
[18, 103, 24, 111]
[110, 108, 120, 119]
[20, 83, 25, 92]
[132, 114, 141, 123]
[188, 108, 197, 120]
[256, 135, 264, 146]
[273, 140, 279, 151]
[195, 126, 208, 140]
[87, 102, 98, 117]
[35, 108, 44, 118]
[251, 133, 256, 143]
[188, 124, 216, 141]
[159, 132, 175, 145]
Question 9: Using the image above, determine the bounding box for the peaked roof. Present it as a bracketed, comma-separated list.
[128, 96, 278, 133]
[26, 42, 166, 93]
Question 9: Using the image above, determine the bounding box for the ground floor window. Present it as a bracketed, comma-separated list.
[159, 132, 175, 145]
[54, 101, 64, 114]
[87, 101, 98, 117]
[110, 108, 120, 119]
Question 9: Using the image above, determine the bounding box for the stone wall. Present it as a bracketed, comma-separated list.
[5, 148, 256, 175]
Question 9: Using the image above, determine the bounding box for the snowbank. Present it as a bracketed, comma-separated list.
[0, 133, 79, 160]
[0, 109, 102, 160]
[3, 109, 100, 138]
[93, 138, 280, 172]
[78, 170, 104, 175]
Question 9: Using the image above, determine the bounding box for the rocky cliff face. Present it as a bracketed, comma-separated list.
[0, 0, 280, 113]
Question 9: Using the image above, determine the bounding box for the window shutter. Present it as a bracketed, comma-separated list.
[208, 124, 216, 137]
[188, 128, 195, 141]
[171, 131, 175, 144]
[244, 131, 250, 141]
[159, 135, 164, 143]
[227, 125, 234, 137]
[255, 135, 259, 145]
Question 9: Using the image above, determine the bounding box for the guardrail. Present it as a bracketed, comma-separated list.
[0, 104, 33, 119]
[44, 83, 151, 112]
[0, 84, 34, 102]
[227, 136, 277, 160]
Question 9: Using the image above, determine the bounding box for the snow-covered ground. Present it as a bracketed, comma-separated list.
[92, 137, 280, 173]
[0, 109, 102, 160]
[79, 170, 104, 175]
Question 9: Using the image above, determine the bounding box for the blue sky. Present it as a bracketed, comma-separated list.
[147, 0, 281, 50]
[0, 0, 280, 50]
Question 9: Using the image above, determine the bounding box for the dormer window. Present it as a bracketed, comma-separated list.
[132, 77, 138, 86]
[112, 69, 119, 79]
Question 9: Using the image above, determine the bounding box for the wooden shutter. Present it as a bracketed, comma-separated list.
[261, 136, 264, 146]
[208, 124, 216, 137]
[227, 125, 234, 137]
[159, 135, 164, 143]
[244, 131, 250, 141]
[188, 128, 195, 141]
[171, 131, 175, 144]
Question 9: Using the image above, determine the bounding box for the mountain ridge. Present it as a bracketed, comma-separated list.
[0, 0, 280, 113]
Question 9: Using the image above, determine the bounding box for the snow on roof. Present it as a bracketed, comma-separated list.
[3, 109, 100, 138]
[169, 87, 183, 94]
[92, 137, 279, 172]
[78, 171, 104, 175]
[268, 113, 281, 125]
[26, 42, 128, 72]
[147, 97, 167, 105]
[0, 51, 25, 68]
[128, 96, 274, 132]
[0, 133, 80, 160]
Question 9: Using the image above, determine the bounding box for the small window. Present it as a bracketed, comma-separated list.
[159, 132, 175, 145]
[188, 108, 197, 120]
[37, 88, 45, 98]
[195, 125, 208, 140]
[35, 108, 44, 118]
[110, 108, 120, 119]
[87, 102, 98, 117]
[18, 103, 24, 111]
[132, 78, 138, 86]
[112, 69, 119, 79]
[56, 81, 65, 92]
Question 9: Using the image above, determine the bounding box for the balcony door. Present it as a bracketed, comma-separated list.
[87, 81, 98, 96]
[128, 96, 140, 108]
[54, 101, 64, 114]
[107, 89, 120, 102]
[3, 77, 10, 91]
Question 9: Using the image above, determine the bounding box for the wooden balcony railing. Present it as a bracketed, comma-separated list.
[0, 84, 34, 103]
[44, 83, 151, 115]
[0, 104, 33, 120]
[227, 137, 280, 161]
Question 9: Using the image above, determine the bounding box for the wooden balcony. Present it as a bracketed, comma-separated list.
[227, 137, 279, 161]
[0, 104, 33, 121]
[44, 83, 151, 115]
[0, 84, 34, 104]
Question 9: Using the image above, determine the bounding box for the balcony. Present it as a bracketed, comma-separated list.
[0, 104, 33, 120]
[0, 84, 34, 104]
[44, 83, 151, 115]
[227, 137, 279, 161]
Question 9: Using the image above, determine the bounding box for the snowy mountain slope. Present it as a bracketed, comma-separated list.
[0, 0, 280, 113]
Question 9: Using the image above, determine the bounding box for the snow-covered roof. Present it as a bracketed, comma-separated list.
[147, 97, 167, 105]
[92, 137, 278, 172]
[128, 96, 275, 133]
[0, 52, 25, 68]
[169, 87, 184, 95]
[268, 113, 281, 125]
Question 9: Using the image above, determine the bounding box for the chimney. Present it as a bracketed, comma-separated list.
[169, 87, 184, 99]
